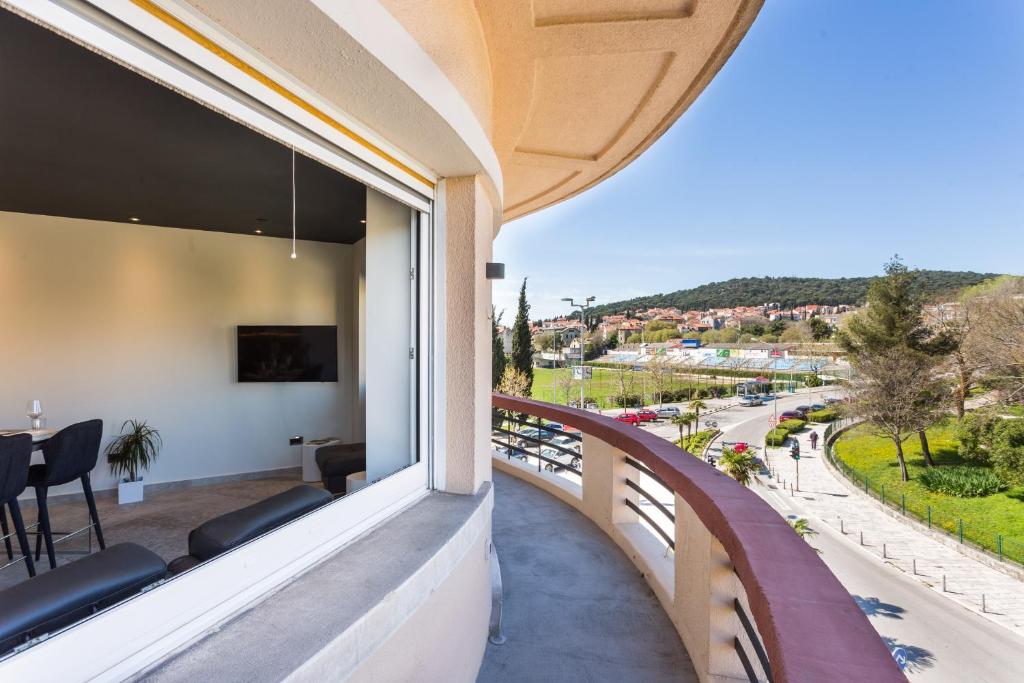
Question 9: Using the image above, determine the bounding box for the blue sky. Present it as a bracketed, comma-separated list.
[492, 1, 1024, 321]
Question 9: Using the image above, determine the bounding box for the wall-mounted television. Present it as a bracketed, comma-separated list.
[237, 325, 338, 382]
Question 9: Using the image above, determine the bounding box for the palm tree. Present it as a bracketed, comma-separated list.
[788, 518, 822, 554]
[719, 446, 758, 486]
[681, 411, 697, 438]
[688, 399, 707, 426]
[670, 413, 689, 446]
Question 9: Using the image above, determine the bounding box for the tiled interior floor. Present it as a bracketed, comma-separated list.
[0, 473, 308, 590]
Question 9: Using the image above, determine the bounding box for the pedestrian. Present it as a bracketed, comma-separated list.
[809, 431, 819, 450]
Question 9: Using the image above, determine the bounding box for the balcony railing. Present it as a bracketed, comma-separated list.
[492, 393, 905, 683]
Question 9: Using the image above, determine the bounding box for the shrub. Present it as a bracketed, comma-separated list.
[918, 466, 1007, 497]
[611, 394, 643, 408]
[806, 409, 838, 423]
[779, 419, 806, 434]
[956, 412, 997, 462]
[992, 419, 1024, 486]
[765, 428, 789, 447]
[680, 429, 719, 454]
[804, 374, 823, 388]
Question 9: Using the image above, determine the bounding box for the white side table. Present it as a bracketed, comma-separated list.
[302, 439, 341, 482]
[346, 471, 369, 494]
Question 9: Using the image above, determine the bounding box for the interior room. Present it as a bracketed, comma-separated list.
[0, 4, 419, 607]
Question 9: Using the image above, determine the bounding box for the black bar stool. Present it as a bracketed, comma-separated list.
[0, 433, 36, 577]
[28, 419, 106, 569]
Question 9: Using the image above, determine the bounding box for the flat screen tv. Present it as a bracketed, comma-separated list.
[237, 325, 338, 382]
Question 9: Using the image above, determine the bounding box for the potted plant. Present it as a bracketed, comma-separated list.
[106, 419, 162, 504]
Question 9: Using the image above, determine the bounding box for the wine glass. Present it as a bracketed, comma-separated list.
[26, 400, 42, 429]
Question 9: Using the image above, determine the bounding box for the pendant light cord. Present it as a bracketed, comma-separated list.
[290, 148, 297, 259]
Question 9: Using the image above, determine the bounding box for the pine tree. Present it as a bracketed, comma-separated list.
[510, 278, 534, 394]
[491, 307, 506, 389]
[840, 257, 954, 467]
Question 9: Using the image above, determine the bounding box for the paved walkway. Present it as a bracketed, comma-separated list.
[479, 472, 695, 683]
[761, 428, 1024, 636]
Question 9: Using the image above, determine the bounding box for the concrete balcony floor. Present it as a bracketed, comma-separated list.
[480, 472, 695, 682]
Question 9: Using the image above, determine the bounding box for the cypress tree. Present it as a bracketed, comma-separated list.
[511, 278, 534, 393]
[491, 306, 506, 389]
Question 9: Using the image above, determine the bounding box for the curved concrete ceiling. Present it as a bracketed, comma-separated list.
[475, 0, 763, 222]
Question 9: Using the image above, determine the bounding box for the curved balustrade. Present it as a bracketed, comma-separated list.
[492, 393, 904, 683]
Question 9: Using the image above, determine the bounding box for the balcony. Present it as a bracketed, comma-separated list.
[489, 394, 904, 683]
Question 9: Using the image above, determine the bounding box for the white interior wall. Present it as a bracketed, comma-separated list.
[0, 211, 357, 495]
[363, 189, 414, 482]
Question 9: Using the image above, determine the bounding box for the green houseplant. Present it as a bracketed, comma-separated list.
[106, 420, 162, 504]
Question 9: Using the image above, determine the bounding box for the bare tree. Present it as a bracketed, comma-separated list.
[969, 277, 1024, 406]
[849, 347, 947, 481]
[556, 371, 577, 406]
[614, 366, 636, 409]
[646, 355, 674, 406]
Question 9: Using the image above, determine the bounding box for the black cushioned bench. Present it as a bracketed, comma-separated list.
[315, 442, 366, 494]
[168, 485, 332, 575]
[0, 542, 166, 653]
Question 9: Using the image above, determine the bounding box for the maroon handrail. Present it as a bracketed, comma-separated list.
[493, 393, 904, 683]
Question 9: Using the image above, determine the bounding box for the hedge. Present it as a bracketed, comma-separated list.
[806, 409, 839, 423]
[766, 418, 807, 447]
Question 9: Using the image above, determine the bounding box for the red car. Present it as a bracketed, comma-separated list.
[636, 409, 658, 422]
[615, 412, 640, 426]
[778, 411, 804, 422]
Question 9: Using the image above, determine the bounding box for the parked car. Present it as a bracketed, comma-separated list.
[585, 402, 599, 410]
[823, 396, 841, 405]
[808, 403, 827, 412]
[548, 435, 581, 454]
[778, 411, 804, 422]
[615, 412, 640, 426]
[636, 409, 658, 422]
[515, 426, 555, 447]
[656, 406, 681, 419]
[739, 395, 764, 407]
[794, 406, 812, 416]
[541, 447, 581, 473]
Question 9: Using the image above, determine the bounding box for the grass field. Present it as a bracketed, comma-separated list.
[834, 421, 1024, 563]
[530, 366, 738, 408]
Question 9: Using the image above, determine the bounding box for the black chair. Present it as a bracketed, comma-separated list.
[0, 434, 36, 577]
[28, 420, 105, 569]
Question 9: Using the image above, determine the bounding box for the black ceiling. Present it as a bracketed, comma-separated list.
[0, 8, 366, 244]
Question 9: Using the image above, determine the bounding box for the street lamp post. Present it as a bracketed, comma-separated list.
[562, 296, 595, 410]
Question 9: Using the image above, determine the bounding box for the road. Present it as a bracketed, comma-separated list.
[546, 392, 1024, 679]
[717, 394, 1024, 682]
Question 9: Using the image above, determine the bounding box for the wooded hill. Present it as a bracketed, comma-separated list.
[587, 272, 998, 318]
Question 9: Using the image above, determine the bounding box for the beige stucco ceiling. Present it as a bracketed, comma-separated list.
[475, 0, 763, 221]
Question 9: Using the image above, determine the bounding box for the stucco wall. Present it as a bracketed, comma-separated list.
[378, 0, 493, 135]
[0, 211, 356, 493]
[442, 177, 494, 495]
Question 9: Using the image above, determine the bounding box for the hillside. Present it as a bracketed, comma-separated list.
[587, 272, 998, 317]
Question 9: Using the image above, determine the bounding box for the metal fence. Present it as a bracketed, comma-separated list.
[823, 419, 1024, 568]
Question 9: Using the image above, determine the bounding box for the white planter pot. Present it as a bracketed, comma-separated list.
[118, 478, 144, 505]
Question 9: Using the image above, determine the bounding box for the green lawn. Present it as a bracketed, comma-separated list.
[530, 366, 735, 408]
[834, 422, 1024, 564]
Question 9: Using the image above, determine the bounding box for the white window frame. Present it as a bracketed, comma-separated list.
[0, 1, 437, 678]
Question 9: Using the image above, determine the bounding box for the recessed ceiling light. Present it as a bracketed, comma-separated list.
[129, 217, 140, 222]
[359, 219, 366, 224]
[254, 229, 263, 234]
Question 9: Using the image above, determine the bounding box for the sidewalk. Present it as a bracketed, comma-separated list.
[760, 427, 1024, 636]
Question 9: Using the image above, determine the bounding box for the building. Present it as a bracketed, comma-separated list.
[0, 2, 899, 682]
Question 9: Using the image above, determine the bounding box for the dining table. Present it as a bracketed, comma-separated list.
[0, 427, 57, 451]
